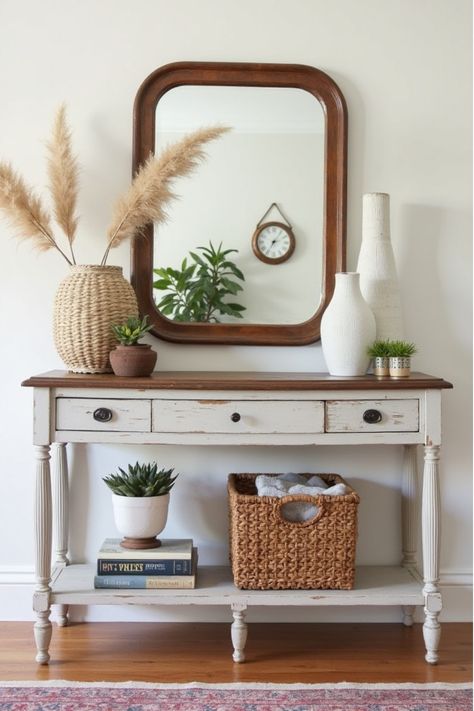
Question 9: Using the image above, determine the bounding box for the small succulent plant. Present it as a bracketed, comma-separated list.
[367, 339, 392, 358]
[386, 340, 417, 358]
[103, 462, 178, 497]
[112, 315, 152, 345]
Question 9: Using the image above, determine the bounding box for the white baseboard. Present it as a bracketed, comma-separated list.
[0, 567, 471, 623]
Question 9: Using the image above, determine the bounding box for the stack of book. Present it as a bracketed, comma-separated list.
[94, 538, 197, 589]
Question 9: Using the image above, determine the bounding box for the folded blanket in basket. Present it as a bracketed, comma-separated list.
[255, 473, 351, 523]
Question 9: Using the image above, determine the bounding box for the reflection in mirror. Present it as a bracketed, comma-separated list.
[153, 86, 325, 325]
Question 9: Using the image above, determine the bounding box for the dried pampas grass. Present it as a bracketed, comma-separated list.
[0, 106, 229, 268]
[101, 126, 229, 265]
[0, 162, 73, 264]
[46, 103, 79, 263]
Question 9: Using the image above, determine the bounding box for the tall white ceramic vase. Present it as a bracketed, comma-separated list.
[357, 192, 404, 340]
[321, 272, 376, 376]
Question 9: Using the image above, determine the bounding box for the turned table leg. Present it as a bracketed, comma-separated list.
[231, 605, 248, 662]
[422, 444, 442, 664]
[53, 443, 69, 626]
[33, 445, 53, 664]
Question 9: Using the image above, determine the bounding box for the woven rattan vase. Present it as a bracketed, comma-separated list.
[53, 265, 139, 373]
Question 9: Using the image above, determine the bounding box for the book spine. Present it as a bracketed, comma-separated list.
[94, 575, 195, 589]
[97, 559, 193, 575]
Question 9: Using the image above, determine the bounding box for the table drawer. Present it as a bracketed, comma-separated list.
[325, 399, 419, 433]
[56, 398, 152, 432]
[152, 400, 324, 434]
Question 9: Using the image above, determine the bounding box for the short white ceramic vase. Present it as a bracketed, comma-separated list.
[357, 193, 404, 340]
[321, 272, 376, 376]
[111, 493, 170, 549]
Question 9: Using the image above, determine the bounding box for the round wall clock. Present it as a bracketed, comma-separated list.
[251, 203, 296, 265]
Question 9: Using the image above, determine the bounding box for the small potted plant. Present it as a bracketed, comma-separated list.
[387, 340, 417, 377]
[367, 339, 391, 376]
[103, 462, 178, 549]
[109, 315, 156, 376]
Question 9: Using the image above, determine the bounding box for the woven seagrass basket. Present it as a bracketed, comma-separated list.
[53, 265, 139, 374]
[228, 473, 359, 590]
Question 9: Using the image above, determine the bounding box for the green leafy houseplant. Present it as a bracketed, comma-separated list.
[111, 315, 152, 345]
[153, 241, 246, 322]
[103, 462, 178, 497]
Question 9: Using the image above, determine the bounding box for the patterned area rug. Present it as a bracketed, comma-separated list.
[0, 681, 471, 710]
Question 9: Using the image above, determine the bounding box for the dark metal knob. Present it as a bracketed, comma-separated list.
[363, 409, 382, 424]
[93, 407, 113, 423]
[230, 412, 241, 423]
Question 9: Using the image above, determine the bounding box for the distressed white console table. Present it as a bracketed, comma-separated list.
[22, 370, 452, 664]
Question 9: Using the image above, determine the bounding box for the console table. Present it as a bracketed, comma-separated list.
[22, 370, 452, 664]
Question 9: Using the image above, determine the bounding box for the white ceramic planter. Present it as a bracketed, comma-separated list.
[321, 272, 376, 376]
[111, 493, 170, 548]
[357, 193, 404, 340]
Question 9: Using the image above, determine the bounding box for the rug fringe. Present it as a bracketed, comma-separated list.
[0, 680, 471, 690]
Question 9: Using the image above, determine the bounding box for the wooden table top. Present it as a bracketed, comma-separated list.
[22, 370, 453, 391]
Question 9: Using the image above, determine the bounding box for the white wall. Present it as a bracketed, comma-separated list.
[0, 0, 471, 622]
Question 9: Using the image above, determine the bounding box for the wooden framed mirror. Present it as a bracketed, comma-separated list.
[131, 62, 347, 345]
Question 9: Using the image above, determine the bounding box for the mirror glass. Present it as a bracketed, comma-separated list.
[153, 85, 325, 325]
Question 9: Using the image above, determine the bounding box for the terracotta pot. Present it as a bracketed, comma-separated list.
[109, 344, 157, 377]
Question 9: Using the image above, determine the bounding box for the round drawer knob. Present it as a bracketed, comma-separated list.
[230, 412, 241, 423]
[363, 409, 382, 424]
[93, 407, 113, 423]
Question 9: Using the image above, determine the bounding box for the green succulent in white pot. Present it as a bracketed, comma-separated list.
[103, 462, 178, 550]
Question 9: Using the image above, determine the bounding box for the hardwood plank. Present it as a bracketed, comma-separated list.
[0, 622, 470, 683]
[22, 370, 453, 390]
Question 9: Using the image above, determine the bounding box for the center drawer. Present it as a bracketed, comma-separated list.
[152, 400, 324, 434]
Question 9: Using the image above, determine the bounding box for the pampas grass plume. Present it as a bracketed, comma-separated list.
[102, 125, 230, 265]
[0, 162, 72, 263]
[46, 104, 79, 263]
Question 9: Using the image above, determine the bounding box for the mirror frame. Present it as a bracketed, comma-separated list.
[131, 61, 347, 345]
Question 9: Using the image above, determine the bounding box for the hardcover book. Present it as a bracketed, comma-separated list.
[97, 558, 193, 576]
[97, 538, 193, 560]
[94, 549, 198, 589]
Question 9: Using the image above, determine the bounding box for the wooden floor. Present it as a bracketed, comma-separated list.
[0, 622, 471, 683]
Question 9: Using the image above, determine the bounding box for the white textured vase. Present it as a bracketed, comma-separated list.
[321, 272, 376, 376]
[357, 193, 404, 340]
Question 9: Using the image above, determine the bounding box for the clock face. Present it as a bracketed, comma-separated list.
[252, 222, 295, 264]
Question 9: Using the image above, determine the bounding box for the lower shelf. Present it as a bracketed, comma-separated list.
[50, 564, 424, 607]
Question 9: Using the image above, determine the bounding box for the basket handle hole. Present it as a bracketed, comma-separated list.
[279, 502, 319, 523]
